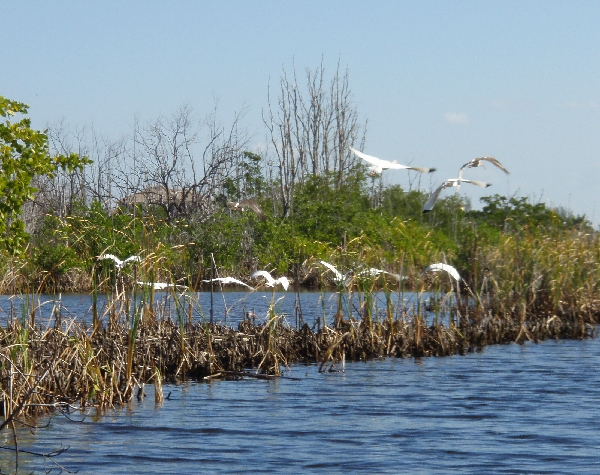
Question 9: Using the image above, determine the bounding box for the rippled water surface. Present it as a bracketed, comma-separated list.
[3, 335, 600, 474]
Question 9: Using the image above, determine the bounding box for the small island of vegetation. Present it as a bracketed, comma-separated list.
[1, 65, 598, 468]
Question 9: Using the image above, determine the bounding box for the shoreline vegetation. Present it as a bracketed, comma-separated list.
[1, 76, 598, 467]
[2, 225, 600, 422]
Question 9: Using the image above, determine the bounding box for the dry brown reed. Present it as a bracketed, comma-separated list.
[2, 227, 600, 425]
[2, 289, 597, 424]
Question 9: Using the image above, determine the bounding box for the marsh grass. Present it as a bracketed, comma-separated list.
[2, 227, 600, 425]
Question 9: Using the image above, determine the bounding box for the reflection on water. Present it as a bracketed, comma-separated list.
[3, 337, 600, 474]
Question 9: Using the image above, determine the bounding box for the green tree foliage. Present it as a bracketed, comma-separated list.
[217, 151, 266, 205]
[0, 96, 89, 254]
[5, 98, 594, 291]
[380, 185, 427, 220]
[468, 194, 591, 232]
[292, 171, 371, 244]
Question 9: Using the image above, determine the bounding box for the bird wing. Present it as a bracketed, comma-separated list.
[228, 199, 266, 220]
[461, 179, 491, 188]
[460, 156, 509, 176]
[408, 166, 436, 174]
[457, 163, 469, 180]
[422, 182, 452, 213]
[459, 158, 477, 176]
[250, 270, 275, 286]
[358, 267, 405, 282]
[358, 267, 383, 277]
[381, 160, 410, 170]
[382, 271, 405, 282]
[215, 277, 255, 289]
[276, 276, 290, 291]
[349, 147, 383, 168]
[386, 162, 436, 174]
[137, 281, 171, 290]
[479, 157, 509, 174]
[425, 263, 461, 281]
[122, 255, 141, 266]
[99, 253, 123, 266]
[319, 260, 344, 282]
[241, 199, 266, 220]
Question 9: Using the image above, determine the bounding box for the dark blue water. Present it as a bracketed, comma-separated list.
[3, 335, 600, 474]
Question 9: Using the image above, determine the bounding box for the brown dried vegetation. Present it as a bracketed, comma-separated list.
[2, 292, 597, 425]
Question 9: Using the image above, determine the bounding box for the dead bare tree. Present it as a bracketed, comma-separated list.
[263, 59, 366, 217]
[24, 122, 102, 234]
[36, 122, 88, 214]
[119, 104, 250, 222]
[38, 122, 127, 214]
[85, 131, 128, 210]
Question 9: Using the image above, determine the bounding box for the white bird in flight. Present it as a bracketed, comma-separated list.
[349, 147, 436, 176]
[357, 267, 406, 282]
[319, 260, 352, 286]
[422, 178, 491, 213]
[424, 263, 461, 282]
[98, 253, 141, 269]
[136, 281, 187, 291]
[226, 198, 266, 220]
[458, 156, 510, 180]
[250, 270, 290, 291]
[203, 277, 255, 290]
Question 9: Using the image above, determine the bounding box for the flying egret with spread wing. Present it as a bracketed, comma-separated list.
[226, 198, 266, 220]
[357, 267, 406, 282]
[349, 147, 436, 176]
[250, 270, 290, 291]
[98, 253, 141, 269]
[422, 178, 491, 213]
[458, 156, 509, 180]
[203, 277, 255, 290]
[423, 263, 461, 282]
[318, 260, 353, 286]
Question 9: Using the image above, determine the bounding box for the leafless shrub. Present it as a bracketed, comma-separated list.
[264, 59, 366, 217]
[115, 104, 250, 222]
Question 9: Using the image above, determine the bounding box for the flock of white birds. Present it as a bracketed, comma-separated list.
[98, 150, 501, 293]
[98, 254, 461, 294]
[348, 147, 510, 213]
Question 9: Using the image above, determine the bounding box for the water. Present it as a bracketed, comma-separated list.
[3, 336, 600, 473]
[0, 289, 432, 329]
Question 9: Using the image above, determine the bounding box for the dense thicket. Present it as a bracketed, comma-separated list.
[9, 167, 591, 294]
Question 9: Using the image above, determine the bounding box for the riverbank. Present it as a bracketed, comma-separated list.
[2, 300, 596, 424]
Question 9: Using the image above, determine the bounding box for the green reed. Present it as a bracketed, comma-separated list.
[478, 228, 600, 322]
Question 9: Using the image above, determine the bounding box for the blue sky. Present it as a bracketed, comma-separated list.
[3, 1, 600, 224]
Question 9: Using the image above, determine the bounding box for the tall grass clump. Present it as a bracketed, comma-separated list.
[478, 228, 600, 322]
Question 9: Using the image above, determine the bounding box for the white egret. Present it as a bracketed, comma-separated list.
[458, 156, 509, 179]
[422, 178, 490, 213]
[203, 277, 254, 290]
[349, 147, 436, 176]
[136, 281, 187, 291]
[424, 263, 461, 282]
[227, 198, 266, 220]
[358, 267, 406, 282]
[98, 253, 141, 269]
[319, 260, 352, 286]
[250, 270, 290, 291]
